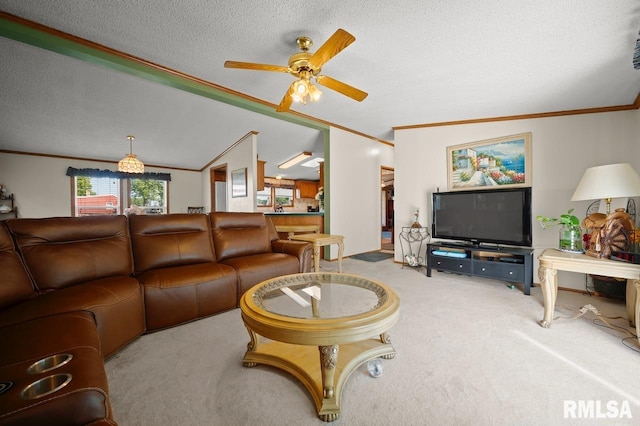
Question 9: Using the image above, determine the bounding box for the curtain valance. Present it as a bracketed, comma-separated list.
[66, 167, 171, 181]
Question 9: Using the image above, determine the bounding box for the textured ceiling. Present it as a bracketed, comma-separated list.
[1, 1, 640, 180]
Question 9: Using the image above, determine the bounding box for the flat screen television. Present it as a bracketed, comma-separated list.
[432, 187, 532, 247]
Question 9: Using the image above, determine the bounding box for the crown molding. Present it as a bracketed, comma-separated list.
[393, 94, 640, 130]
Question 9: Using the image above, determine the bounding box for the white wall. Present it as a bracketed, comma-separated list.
[394, 110, 640, 290]
[328, 127, 394, 258]
[0, 152, 202, 218]
[201, 132, 257, 212]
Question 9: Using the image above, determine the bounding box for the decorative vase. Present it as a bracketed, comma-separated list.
[411, 210, 421, 228]
[559, 224, 583, 253]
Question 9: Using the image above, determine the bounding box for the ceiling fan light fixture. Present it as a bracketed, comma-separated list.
[291, 78, 322, 105]
[308, 83, 322, 102]
[293, 79, 308, 96]
[291, 79, 307, 103]
[118, 135, 144, 173]
[278, 151, 312, 169]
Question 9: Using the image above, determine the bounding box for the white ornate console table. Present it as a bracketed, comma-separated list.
[538, 249, 640, 343]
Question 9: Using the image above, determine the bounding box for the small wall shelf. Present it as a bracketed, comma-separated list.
[0, 194, 17, 219]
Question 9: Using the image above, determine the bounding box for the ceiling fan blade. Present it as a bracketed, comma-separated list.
[315, 75, 368, 102]
[307, 29, 355, 69]
[276, 82, 296, 112]
[224, 61, 289, 73]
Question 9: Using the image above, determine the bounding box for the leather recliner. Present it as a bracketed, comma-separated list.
[2, 216, 146, 358]
[209, 212, 313, 302]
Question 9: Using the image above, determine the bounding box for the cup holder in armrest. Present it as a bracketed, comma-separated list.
[19, 373, 72, 400]
[26, 353, 73, 374]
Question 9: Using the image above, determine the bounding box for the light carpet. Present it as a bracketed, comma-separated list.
[105, 258, 640, 425]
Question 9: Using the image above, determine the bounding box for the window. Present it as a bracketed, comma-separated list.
[69, 168, 170, 217]
[274, 187, 294, 207]
[74, 176, 121, 216]
[128, 178, 167, 214]
[257, 183, 295, 209]
[257, 187, 272, 207]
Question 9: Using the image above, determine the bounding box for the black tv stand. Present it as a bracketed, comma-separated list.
[426, 241, 534, 295]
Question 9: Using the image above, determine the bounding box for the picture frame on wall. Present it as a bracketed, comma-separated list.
[231, 168, 247, 198]
[446, 132, 532, 191]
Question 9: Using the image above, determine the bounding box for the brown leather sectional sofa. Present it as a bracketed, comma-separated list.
[0, 212, 313, 425]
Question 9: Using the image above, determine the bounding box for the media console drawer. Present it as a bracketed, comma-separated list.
[473, 260, 524, 283]
[431, 256, 472, 274]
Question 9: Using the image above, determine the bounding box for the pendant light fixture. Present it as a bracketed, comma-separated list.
[118, 135, 144, 173]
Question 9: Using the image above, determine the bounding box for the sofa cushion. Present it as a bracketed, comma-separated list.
[129, 213, 216, 273]
[221, 253, 300, 301]
[137, 262, 237, 331]
[0, 223, 36, 310]
[0, 276, 144, 358]
[209, 212, 273, 262]
[6, 216, 134, 291]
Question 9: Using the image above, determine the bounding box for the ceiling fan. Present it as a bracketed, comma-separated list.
[224, 29, 368, 112]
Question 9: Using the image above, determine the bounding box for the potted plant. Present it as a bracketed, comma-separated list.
[536, 209, 583, 253]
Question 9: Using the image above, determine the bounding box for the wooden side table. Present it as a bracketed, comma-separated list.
[274, 225, 320, 239]
[290, 233, 344, 273]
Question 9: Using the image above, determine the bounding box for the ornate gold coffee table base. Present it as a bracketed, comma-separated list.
[239, 273, 400, 422]
[242, 333, 395, 422]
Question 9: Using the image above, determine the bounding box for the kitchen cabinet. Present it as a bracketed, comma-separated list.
[296, 180, 318, 199]
[257, 160, 266, 191]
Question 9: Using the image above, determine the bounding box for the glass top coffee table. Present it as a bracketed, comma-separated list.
[240, 272, 400, 422]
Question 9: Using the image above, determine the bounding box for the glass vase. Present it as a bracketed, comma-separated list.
[559, 224, 583, 253]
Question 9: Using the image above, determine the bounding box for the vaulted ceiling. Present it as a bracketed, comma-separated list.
[1, 1, 640, 181]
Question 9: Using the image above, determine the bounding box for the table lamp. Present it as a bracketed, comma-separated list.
[571, 163, 640, 214]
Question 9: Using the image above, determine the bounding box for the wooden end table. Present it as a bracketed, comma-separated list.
[290, 233, 344, 273]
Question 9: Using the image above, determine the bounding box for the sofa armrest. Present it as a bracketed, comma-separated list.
[271, 240, 313, 272]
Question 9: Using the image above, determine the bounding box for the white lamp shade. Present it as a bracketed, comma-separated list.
[571, 163, 640, 201]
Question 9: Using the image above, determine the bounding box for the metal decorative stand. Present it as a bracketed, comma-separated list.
[399, 227, 430, 269]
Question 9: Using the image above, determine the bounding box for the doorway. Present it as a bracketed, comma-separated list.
[210, 164, 227, 212]
[381, 166, 394, 252]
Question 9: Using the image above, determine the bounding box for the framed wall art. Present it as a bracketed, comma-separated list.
[447, 132, 532, 191]
[231, 168, 247, 198]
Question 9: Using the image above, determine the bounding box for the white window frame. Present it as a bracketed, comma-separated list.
[257, 186, 273, 207]
[274, 187, 294, 207]
[72, 175, 169, 216]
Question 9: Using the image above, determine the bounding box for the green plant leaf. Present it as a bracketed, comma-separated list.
[538, 209, 580, 229]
